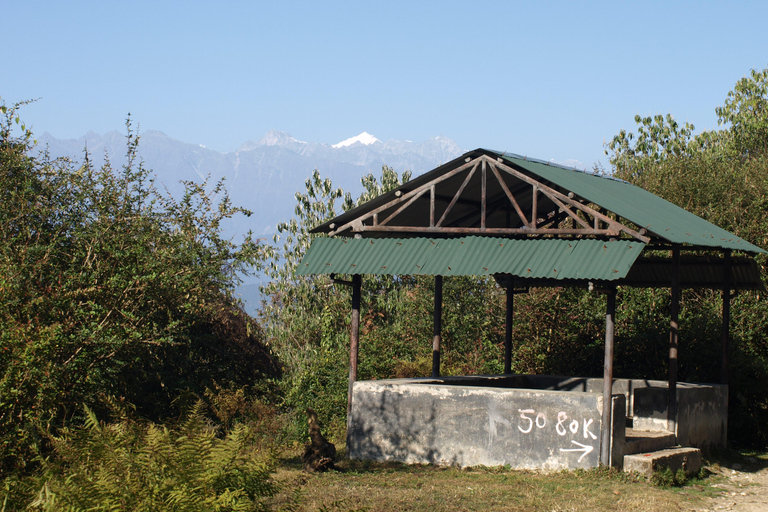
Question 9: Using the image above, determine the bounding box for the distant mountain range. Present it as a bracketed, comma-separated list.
[38, 129, 464, 236]
[37, 129, 465, 313]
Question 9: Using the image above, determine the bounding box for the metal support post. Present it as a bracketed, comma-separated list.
[601, 286, 616, 466]
[504, 276, 514, 375]
[432, 275, 443, 378]
[721, 250, 732, 385]
[668, 248, 680, 437]
[347, 274, 362, 429]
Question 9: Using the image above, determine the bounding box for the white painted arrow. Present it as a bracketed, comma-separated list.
[560, 440, 594, 462]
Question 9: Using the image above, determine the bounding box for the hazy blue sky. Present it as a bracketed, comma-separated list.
[5, 0, 768, 171]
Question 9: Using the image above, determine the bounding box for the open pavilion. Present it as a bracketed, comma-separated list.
[297, 148, 765, 470]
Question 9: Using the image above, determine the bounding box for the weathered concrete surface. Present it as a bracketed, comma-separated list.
[633, 382, 727, 450]
[348, 379, 626, 470]
[347, 374, 725, 471]
[417, 374, 727, 450]
[623, 447, 702, 476]
[623, 428, 676, 455]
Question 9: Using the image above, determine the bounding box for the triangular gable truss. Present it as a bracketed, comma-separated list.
[328, 154, 651, 243]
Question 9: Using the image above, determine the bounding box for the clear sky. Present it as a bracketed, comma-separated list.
[5, 0, 768, 171]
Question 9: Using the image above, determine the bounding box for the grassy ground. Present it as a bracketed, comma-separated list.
[268, 446, 722, 512]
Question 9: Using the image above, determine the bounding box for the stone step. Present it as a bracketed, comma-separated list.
[623, 428, 677, 455]
[623, 447, 702, 476]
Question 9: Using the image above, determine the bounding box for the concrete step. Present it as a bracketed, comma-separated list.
[623, 428, 677, 455]
[623, 447, 702, 476]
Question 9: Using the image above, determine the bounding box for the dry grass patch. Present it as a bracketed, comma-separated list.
[269, 448, 710, 512]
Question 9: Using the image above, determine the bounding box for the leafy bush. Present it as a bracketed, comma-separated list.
[0, 100, 277, 472]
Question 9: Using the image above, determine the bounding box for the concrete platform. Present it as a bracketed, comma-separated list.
[347, 375, 723, 472]
[623, 428, 676, 455]
[623, 447, 702, 476]
[348, 379, 626, 470]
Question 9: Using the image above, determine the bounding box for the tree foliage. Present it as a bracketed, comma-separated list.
[607, 67, 768, 175]
[605, 113, 697, 177]
[716, 67, 768, 158]
[259, 167, 413, 431]
[0, 100, 278, 472]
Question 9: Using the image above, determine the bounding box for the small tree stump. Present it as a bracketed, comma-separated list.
[302, 407, 336, 472]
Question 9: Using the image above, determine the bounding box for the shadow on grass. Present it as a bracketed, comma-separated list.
[277, 445, 455, 475]
[278, 447, 420, 474]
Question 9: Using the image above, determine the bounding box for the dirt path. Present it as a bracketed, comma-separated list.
[696, 457, 768, 512]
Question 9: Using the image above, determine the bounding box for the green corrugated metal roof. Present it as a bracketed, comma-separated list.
[311, 149, 764, 254]
[297, 236, 645, 280]
[493, 151, 765, 253]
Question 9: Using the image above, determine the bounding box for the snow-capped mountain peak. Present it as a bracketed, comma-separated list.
[332, 132, 380, 148]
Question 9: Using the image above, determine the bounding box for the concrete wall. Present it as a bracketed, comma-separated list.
[633, 383, 728, 450]
[348, 379, 626, 470]
[347, 374, 727, 470]
[415, 374, 728, 450]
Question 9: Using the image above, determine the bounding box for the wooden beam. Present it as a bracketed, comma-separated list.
[430, 184, 435, 227]
[545, 192, 593, 230]
[481, 159, 487, 230]
[540, 209, 570, 228]
[493, 158, 650, 243]
[379, 187, 429, 226]
[354, 225, 623, 236]
[445, 192, 526, 229]
[331, 154, 651, 241]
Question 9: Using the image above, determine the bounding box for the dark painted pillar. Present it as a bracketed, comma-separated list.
[504, 276, 514, 375]
[432, 275, 443, 378]
[347, 274, 362, 427]
[668, 248, 680, 437]
[601, 286, 617, 466]
[721, 250, 732, 385]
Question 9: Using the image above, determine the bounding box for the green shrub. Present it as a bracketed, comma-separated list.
[651, 466, 687, 487]
[0, 100, 277, 472]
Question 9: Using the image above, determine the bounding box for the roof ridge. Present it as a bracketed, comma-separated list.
[485, 149, 630, 184]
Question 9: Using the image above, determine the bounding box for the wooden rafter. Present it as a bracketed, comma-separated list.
[489, 162, 530, 228]
[491, 157, 649, 242]
[379, 187, 429, 226]
[481, 160, 487, 229]
[328, 157, 479, 236]
[436, 162, 478, 227]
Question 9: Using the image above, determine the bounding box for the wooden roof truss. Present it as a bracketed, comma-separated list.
[328, 154, 650, 243]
